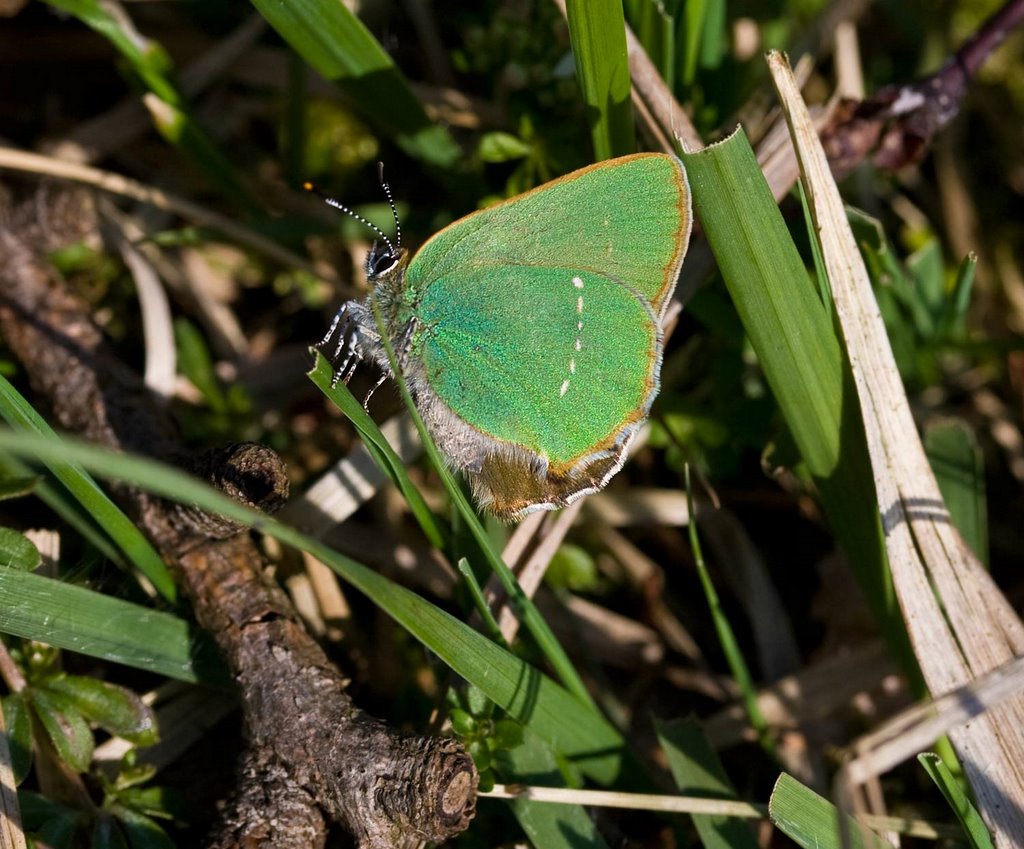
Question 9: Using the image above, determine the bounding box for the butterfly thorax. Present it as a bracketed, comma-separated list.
[365, 244, 417, 337]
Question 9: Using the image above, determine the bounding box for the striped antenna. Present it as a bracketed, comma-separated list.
[303, 181, 396, 256]
[377, 162, 401, 250]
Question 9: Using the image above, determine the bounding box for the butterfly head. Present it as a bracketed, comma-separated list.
[366, 240, 407, 283]
[304, 162, 404, 284]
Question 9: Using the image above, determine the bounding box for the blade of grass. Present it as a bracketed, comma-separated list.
[0, 567, 223, 685]
[768, 773, 891, 849]
[41, 0, 260, 212]
[308, 352, 445, 550]
[655, 716, 759, 849]
[563, 0, 636, 159]
[684, 467, 770, 754]
[918, 753, 994, 849]
[679, 0, 708, 87]
[678, 131, 918, 685]
[249, 0, 459, 168]
[0, 376, 174, 601]
[941, 253, 977, 339]
[924, 420, 987, 565]
[0, 429, 630, 784]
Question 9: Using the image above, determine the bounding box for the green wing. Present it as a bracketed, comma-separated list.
[413, 265, 658, 469]
[406, 153, 690, 317]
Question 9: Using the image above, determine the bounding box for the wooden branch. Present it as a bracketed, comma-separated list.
[821, 0, 1024, 177]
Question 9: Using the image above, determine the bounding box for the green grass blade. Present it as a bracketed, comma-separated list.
[0, 451, 126, 567]
[0, 528, 40, 571]
[497, 728, 611, 849]
[685, 469, 770, 754]
[0, 376, 175, 601]
[654, 717, 759, 849]
[249, 0, 460, 168]
[768, 773, 890, 849]
[918, 753, 994, 849]
[564, 0, 636, 159]
[924, 420, 988, 565]
[940, 253, 978, 339]
[0, 567, 223, 685]
[679, 0, 708, 87]
[679, 132, 919, 686]
[41, 0, 259, 211]
[0, 430, 629, 784]
[308, 352, 445, 549]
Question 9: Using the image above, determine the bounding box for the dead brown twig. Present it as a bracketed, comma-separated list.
[821, 0, 1024, 178]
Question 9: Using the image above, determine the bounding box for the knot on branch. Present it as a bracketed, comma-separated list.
[171, 442, 290, 539]
[363, 735, 478, 847]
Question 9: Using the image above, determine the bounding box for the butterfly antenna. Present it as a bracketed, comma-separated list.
[377, 162, 401, 251]
[303, 181, 396, 256]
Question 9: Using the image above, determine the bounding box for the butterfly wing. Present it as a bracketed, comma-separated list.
[403, 153, 691, 516]
[414, 264, 659, 472]
[405, 153, 690, 319]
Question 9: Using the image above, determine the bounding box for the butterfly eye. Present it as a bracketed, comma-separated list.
[368, 245, 399, 278]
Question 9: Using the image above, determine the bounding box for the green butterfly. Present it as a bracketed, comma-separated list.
[317, 153, 691, 520]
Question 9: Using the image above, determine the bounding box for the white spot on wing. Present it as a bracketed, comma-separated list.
[562, 275, 587, 398]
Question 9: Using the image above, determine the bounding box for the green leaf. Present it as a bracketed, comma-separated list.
[655, 717, 759, 849]
[0, 473, 42, 501]
[477, 132, 533, 163]
[545, 543, 598, 592]
[29, 687, 94, 773]
[680, 131, 918, 685]
[0, 527, 40, 571]
[495, 728, 609, 849]
[448, 709, 476, 736]
[45, 676, 158, 747]
[38, 816, 82, 849]
[248, 0, 459, 168]
[924, 420, 988, 565]
[769, 773, 890, 849]
[0, 566, 225, 685]
[24, 795, 82, 849]
[108, 805, 175, 849]
[0, 375, 175, 601]
[3, 692, 34, 784]
[918, 753, 994, 849]
[491, 718, 525, 751]
[940, 253, 977, 338]
[564, 0, 635, 159]
[173, 319, 226, 413]
[112, 785, 176, 821]
[92, 812, 131, 849]
[907, 238, 945, 331]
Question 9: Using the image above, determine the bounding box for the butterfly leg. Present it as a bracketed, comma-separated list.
[360, 318, 416, 411]
[317, 303, 364, 388]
